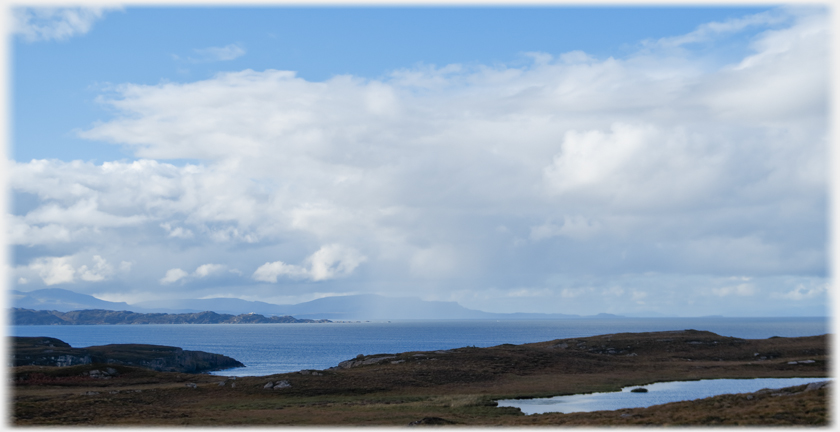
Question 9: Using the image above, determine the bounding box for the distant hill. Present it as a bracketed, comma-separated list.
[12, 308, 330, 325]
[135, 294, 583, 320]
[11, 288, 601, 320]
[11, 289, 138, 313]
[132, 297, 296, 315]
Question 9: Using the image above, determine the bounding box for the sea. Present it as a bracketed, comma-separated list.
[10, 317, 828, 377]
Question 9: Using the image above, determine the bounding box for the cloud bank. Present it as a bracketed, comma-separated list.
[9, 8, 829, 316]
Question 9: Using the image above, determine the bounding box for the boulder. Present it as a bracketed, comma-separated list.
[805, 381, 829, 391]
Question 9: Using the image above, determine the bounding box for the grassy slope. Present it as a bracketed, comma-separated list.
[11, 329, 829, 426]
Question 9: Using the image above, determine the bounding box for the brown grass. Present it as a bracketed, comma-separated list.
[11, 329, 829, 426]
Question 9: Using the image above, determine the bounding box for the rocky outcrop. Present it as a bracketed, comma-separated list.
[11, 336, 244, 373]
[264, 380, 291, 389]
[334, 355, 397, 369]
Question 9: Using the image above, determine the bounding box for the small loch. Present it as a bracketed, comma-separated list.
[497, 377, 828, 415]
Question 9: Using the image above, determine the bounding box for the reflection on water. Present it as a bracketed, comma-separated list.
[497, 377, 828, 415]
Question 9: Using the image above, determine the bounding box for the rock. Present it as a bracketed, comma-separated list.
[231, 382, 236, 388]
[630, 387, 648, 393]
[273, 380, 291, 389]
[788, 361, 798, 365]
[800, 360, 816, 364]
[264, 382, 275, 389]
[185, 382, 197, 389]
[805, 381, 829, 391]
[337, 355, 397, 369]
[553, 343, 569, 349]
[217, 381, 226, 386]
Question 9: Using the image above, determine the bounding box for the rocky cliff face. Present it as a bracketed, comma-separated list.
[11, 336, 244, 373]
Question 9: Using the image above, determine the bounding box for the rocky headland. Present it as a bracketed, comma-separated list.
[12, 336, 244, 373]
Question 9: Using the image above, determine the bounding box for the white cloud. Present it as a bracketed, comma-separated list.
[253, 244, 366, 283]
[649, 9, 789, 49]
[773, 283, 827, 300]
[161, 222, 194, 239]
[9, 8, 829, 314]
[29, 257, 76, 285]
[160, 263, 233, 284]
[711, 283, 757, 297]
[78, 255, 114, 282]
[160, 268, 189, 284]
[192, 44, 246, 62]
[16, 254, 119, 285]
[194, 263, 226, 278]
[12, 7, 119, 42]
[253, 261, 309, 283]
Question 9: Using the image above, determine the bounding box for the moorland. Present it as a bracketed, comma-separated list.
[10, 329, 829, 426]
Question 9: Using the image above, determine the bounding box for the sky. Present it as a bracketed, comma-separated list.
[5, 4, 832, 317]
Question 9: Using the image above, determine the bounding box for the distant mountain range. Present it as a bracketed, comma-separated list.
[12, 308, 330, 325]
[10, 288, 625, 320]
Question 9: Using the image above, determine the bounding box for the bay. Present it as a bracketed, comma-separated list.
[498, 377, 830, 414]
[9, 317, 827, 377]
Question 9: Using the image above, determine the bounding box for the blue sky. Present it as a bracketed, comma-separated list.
[7, 5, 830, 317]
[14, 6, 774, 163]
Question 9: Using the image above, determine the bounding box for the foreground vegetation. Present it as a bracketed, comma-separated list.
[11, 329, 829, 426]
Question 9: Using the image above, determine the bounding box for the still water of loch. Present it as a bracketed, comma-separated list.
[499, 378, 826, 415]
[498, 377, 829, 414]
[10, 317, 827, 377]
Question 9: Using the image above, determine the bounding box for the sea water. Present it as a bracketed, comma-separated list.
[9, 317, 828, 377]
[497, 377, 830, 414]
